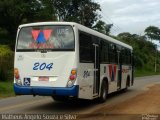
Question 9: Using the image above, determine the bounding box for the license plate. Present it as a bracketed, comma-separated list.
[39, 76, 49, 81]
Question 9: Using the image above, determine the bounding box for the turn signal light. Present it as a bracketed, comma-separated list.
[71, 70, 76, 75]
[14, 68, 20, 79]
[67, 69, 77, 87]
[14, 68, 19, 75]
[69, 69, 77, 80]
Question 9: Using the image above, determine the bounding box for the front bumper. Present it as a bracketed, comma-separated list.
[14, 84, 79, 96]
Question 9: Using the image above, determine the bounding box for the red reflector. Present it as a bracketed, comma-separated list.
[15, 74, 20, 79]
[70, 75, 75, 80]
[39, 77, 49, 81]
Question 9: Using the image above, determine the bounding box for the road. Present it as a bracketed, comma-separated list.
[0, 75, 160, 119]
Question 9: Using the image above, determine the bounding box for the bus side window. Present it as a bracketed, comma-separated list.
[116, 45, 121, 64]
[125, 48, 131, 65]
[121, 47, 131, 65]
[109, 43, 117, 63]
[79, 32, 93, 63]
[101, 40, 109, 63]
[121, 47, 126, 65]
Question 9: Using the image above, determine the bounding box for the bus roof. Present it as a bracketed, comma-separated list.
[19, 22, 133, 50]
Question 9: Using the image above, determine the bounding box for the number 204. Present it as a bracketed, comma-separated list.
[33, 63, 53, 71]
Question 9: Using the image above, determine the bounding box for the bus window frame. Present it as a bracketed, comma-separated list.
[79, 31, 94, 63]
[16, 25, 75, 52]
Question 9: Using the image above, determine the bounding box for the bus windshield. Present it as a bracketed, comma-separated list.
[17, 25, 75, 51]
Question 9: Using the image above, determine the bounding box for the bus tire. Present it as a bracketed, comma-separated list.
[124, 76, 130, 91]
[98, 81, 108, 103]
[52, 95, 68, 102]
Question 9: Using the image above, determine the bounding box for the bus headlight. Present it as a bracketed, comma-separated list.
[67, 69, 77, 87]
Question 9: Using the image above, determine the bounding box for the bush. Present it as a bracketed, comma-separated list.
[0, 45, 13, 81]
[134, 55, 144, 68]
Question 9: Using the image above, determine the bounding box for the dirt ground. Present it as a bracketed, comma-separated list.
[78, 84, 160, 120]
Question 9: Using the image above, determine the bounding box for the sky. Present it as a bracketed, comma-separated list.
[95, 0, 160, 35]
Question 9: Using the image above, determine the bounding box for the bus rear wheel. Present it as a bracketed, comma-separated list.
[124, 76, 130, 91]
[98, 81, 108, 103]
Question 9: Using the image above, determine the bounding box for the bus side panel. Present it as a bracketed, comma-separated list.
[100, 64, 119, 94]
[77, 63, 94, 100]
[121, 65, 132, 89]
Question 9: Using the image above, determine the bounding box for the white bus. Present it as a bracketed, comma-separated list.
[14, 22, 134, 102]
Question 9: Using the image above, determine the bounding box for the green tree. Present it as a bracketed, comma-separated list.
[93, 20, 106, 34]
[145, 26, 160, 42]
[117, 32, 132, 40]
[105, 24, 113, 35]
[93, 20, 113, 35]
[117, 32, 157, 70]
[0, 0, 55, 42]
[0, 45, 13, 81]
[53, 0, 101, 28]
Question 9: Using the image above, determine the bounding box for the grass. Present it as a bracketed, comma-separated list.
[135, 69, 160, 77]
[0, 80, 15, 98]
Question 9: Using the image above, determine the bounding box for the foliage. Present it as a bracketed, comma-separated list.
[93, 20, 113, 35]
[53, 0, 101, 28]
[145, 26, 160, 41]
[0, 45, 13, 81]
[0, 81, 14, 98]
[0, 0, 102, 49]
[117, 32, 159, 74]
[0, 0, 56, 43]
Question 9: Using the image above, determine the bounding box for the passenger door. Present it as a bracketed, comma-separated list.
[92, 41, 100, 96]
[117, 49, 122, 89]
